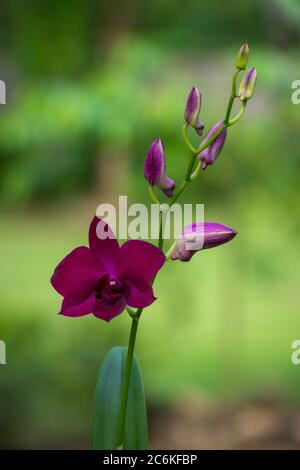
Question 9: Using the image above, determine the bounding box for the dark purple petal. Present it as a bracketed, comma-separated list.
[125, 282, 156, 308]
[171, 222, 237, 261]
[93, 297, 126, 322]
[88, 217, 120, 272]
[60, 293, 96, 317]
[51, 246, 103, 304]
[117, 240, 165, 290]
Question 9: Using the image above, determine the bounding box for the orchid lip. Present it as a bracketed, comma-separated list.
[95, 275, 126, 303]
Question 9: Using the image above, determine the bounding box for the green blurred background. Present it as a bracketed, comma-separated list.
[1, 0, 300, 449]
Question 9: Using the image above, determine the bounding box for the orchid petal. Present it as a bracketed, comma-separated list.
[117, 240, 165, 290]
[51, 246, 103, 304]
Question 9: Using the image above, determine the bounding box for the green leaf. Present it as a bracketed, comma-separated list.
[91, 346, 148, 450]
[122, 348, 148, 450]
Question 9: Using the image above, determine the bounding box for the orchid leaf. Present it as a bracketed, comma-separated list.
[91, 346, 148, 450]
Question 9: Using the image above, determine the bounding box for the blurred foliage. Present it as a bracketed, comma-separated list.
[0, 0, 300, 203]
[1, 0, 300, 449]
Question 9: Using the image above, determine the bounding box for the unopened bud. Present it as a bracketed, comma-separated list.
[144, 139, 175, 198]
[198, 121, 227, 170]
[239, 67, 257, 101]
[236, 41, 249, 70]
[171, 222, 237, 262]
[184, 87, 204, 135]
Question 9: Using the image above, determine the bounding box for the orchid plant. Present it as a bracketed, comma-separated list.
[51, 42, 256, 450]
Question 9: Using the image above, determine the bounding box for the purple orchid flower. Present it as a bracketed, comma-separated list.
[197, 120, 227, 170]
[51, 217, 165, 321]
[184, 87, 205, 135]
[144, 138, 176, 197]
[171, 222, 237, 262]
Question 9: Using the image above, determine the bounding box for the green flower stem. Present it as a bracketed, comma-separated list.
[120, 64, 247, 448]
[158, 211, 164, 250]
[171, 68, 243, 206]
[148, 184, 160, 205]
[165, 240, 178, 260]
[224, 68, 240, 125]
[119, 210, 164, 446]
[188, 101, 246, 180]
[118, 315, 140, 445]
[148, 184, 170, 214]
[185, 153, 198, 181]
[126, 306, 137, 318]
[182, 123, 198, 155]
[169, 180, 188, 206]
[228, 101, 247, 127]
[190, 162, 201, 181]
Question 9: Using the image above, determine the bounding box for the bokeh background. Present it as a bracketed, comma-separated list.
[1, 0, 300, 449]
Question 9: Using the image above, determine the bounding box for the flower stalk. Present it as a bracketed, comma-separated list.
[119, 66, 241, 439]
[51, 41, 256, 450]
[224, 68, 240, 125]
[118, 315, 140, 445]
[118, 42, 255, 447]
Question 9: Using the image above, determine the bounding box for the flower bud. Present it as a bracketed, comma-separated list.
[238, 67, 257, 101]
[184, 87, 201, 126]
[184, 87, 204, 135]
[236, 41, 249, 70]
[197, 121, 227, 170]
[144, 138, 175, 198]
[171, 222, 237, 262]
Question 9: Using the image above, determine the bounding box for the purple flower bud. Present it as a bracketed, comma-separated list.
[144, 139, 175, 198]
[239, 67, 257, 101]
[236, 41, 249, 70]
[197, 121, 227, 170]
[171, 222, 237, 262]
[184, 87, 204, 135]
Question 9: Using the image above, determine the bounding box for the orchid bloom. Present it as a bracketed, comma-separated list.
[51, 217, 165, 321]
